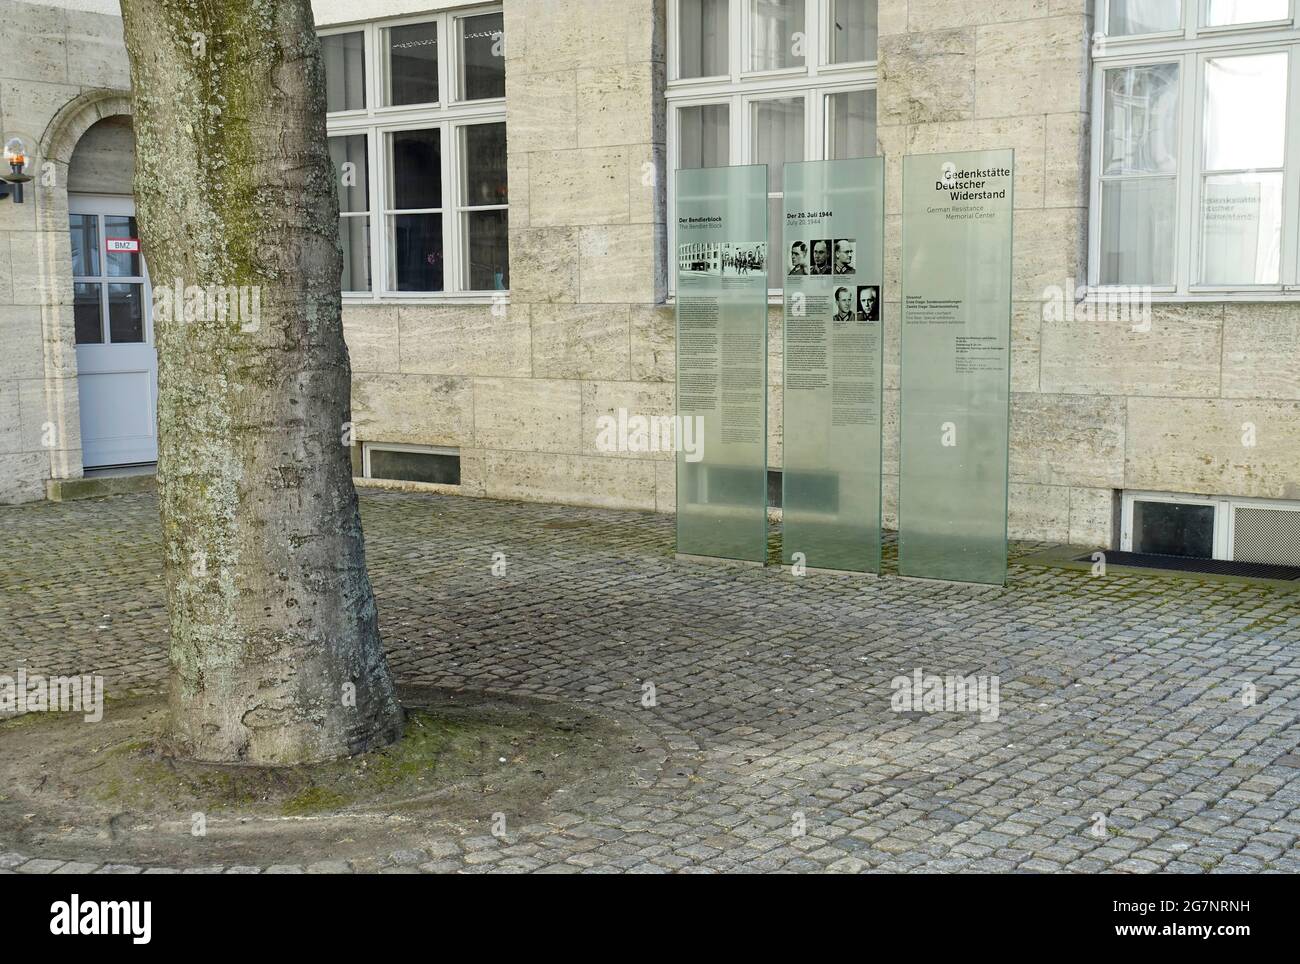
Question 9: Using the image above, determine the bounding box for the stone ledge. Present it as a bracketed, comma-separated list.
[46, 472, 155, 502]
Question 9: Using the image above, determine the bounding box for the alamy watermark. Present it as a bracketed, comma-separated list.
[1042, 278, 1152, 331]
[153, 277, 261, 332]
[595, 408, 705, 462]
[890, 668, 1000, 722]
[0, 668, 104, 722]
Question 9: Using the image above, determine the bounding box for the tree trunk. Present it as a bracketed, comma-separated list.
[119, 0, 404, 763]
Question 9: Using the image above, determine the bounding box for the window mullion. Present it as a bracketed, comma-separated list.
[1282, 45, 1300, 284]
[1176, 52, 1198, 293]
[445, 121, 459, 294]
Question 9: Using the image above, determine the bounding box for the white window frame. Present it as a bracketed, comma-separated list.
[666, 0, 878, 300]
[1089, 0, 1300, 301]
[1121, 488, 1300, 562]
[321, 5, 507, 304]
[362, 441, 462, 481]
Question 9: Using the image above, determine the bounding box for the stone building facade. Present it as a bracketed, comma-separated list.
[2, 0, 1299, 561]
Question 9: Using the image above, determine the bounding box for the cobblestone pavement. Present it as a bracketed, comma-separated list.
[3, 490, 1300, 874]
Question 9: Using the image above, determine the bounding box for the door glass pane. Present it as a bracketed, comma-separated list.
[827, 89, 876, 158]
[388, 129, 442, 210]
[1132, 500, 1214, 557]
[751, 96, 804, 191]
[329, 134, 369, 213]
[830, 0, 877, 63]
[750, 0, 806, 71]
[465, 210, 509, 290]
[460, 12, 505, 100]
[385, 21, 438, 107]
[1103, 63, 1179, 175]
[1205, 0, 1289, 26]
[678, 104, 729, 169]
[1100, 178, 1177, 284]
[463, 123, 508, 205]
[107, 283, 144, 343]
[1203, 53, 1287, 170]
[1200, 172, 1283, 284]
[678, 0, 728, 78]
[322, 31, 366, 112]
[69, 214, 99, 277]
[1108, 0, 1181, 34]
[388, 213, 443, 291]
[74, 282, 103, 344]
[341, 216, 372, 292]
[104, 215, 141, 276]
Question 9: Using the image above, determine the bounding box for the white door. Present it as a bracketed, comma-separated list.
[70, 195, 158, 468]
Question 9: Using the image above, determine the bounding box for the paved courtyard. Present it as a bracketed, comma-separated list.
[2, 489, 1299, 874]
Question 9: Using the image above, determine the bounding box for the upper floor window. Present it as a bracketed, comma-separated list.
[667, 0, 879, 293]
[321, 6, 507, 300]
[1092, 1, 1300, 298]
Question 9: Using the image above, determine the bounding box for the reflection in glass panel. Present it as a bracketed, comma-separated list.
[1200, 172, 1282, 285]
[388, 129, 442, 210]
[386, 21, 438, 106]
[1103, 63, 1179, 176]
[678, 0, 728, 78]
[389, 213, 443, 291]
[465, 209, 509, 290]
[1100, 178, 1176, 285]
[1206, 0, 1289, 26]
[1132, 501, 1214, 557]
[69, 214, 99, 278]
[750, 0, 806, 71]
[105, 215, 141, 276]
[108, 283, 144, 343]
[678, 104, 729, 169]
[329, 134, 369, 213]
[340, 216, 371, 292]
[1108, 0, 1181, 35]
[827, 89, 876, 159]
[830, 0, 877, 63]
[463, 123, 507, 205]
[74, 282, 103, 344]
[751, 97, 804, 191]
[322, 31, 366, 112]
[461, 12, 505, 100]
[766, 195, 783, 289]
[1203, 53, 1287, 171]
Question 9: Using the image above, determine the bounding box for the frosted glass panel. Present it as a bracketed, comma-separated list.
[899, 150, 1014, 586]
[1108, 0, 1181, 34]
[1100, 178, 1176, 285]
[1200, 172, 1283, 285]
[1206, 0, 1288, 25]
[676, 165, 769, 563]
[782, 157, 884, 573]
[679, 0, 729, 78]
[750, 0, 806, 71]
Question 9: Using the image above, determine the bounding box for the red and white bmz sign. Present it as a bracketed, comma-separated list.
[106, 238, 140, 253]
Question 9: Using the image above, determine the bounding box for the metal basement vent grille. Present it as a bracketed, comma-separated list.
[1233, 505, 1300, 566]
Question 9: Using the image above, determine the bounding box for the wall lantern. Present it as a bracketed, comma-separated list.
[0, 137, 33, 204]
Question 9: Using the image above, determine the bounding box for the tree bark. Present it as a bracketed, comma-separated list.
[119, 0, 404, 763]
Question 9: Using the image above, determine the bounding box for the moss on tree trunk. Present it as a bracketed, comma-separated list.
[119, 0, 404, 763]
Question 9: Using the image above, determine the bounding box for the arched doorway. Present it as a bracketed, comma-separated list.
[67, 116, 157, 468]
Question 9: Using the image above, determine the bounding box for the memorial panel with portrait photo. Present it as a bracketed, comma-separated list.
[833, 239, 856, 275]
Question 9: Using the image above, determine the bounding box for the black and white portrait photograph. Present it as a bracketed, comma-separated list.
[833, 285, 855, 320]
[833, 239, 856, 274]
[788, 240, 809, 275]
[809, 238, 833, 274]
[856, 284, 880, 320]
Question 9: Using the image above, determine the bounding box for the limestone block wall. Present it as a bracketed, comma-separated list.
[0, 0, 130, 503]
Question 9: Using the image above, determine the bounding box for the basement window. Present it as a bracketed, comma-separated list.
[1122, 491, 1300, 567]
[363, 443, 461, 485]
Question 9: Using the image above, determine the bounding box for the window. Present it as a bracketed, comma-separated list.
[1122, 490, 1300, 566]
[668, 0, 878, 294]
[71, 212, 148, 345]
[321, 6, 507, 299]
[1091, 1, 1300, 298]
[363, 443, 462, 485]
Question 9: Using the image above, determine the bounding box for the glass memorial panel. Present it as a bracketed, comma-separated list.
[675, 164, 769, 563]
[899, 150, 1014, 585]
[781, 156, 884, 573]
